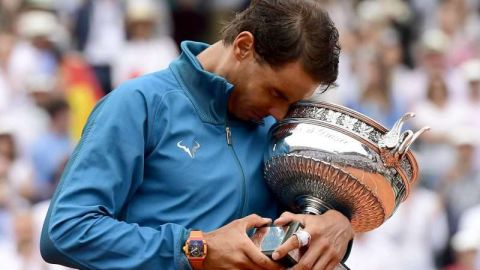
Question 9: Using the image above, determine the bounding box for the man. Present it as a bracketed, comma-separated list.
[40, 1, 353, 269]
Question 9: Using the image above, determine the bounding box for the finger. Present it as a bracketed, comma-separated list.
[243, 240, 284, 270]
[272, 233, 300, 261]
[243, 214, 272, 229]
[274, 212, 303, 226]
[311, 248, 339, 270]
[324, 259, 340, 270]
[296, 239, 329, 270]
[312, 254, 331, 270]
[242, 258, 265, 270]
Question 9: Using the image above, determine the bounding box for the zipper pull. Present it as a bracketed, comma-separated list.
[226, 126, 232, 145]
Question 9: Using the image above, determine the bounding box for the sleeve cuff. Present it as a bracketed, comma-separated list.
[176, 228, 192, 270]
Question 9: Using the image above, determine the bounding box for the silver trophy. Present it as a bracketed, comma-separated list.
[252, 101, 429, 268]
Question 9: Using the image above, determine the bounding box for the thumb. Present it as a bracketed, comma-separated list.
[274, 212, 299, 226]
[242, 214, 272, 229]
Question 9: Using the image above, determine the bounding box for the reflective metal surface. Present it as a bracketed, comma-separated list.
[264, 101, 428, 232]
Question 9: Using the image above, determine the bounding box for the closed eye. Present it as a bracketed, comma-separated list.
[271, 88, 289, 103]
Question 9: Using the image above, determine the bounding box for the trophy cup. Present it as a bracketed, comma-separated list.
[251, 101, 429, 268]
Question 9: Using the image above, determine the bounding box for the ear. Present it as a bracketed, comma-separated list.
[232, 31, 255, 61]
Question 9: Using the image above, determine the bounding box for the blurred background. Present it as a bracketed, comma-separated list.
[0, 0, 479, 269]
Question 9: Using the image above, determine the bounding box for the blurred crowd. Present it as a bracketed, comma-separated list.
[0, 0, 479, 269]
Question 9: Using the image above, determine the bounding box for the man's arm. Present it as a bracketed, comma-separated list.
[40, 85, 191, 270]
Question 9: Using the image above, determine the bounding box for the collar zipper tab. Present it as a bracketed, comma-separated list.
[226, 126, 232, 145]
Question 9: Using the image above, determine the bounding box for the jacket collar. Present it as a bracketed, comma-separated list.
[169, 41, 234, 125]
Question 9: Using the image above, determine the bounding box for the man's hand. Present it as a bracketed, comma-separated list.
[272, 211, 353, 270]
[203, 214, 285, 270]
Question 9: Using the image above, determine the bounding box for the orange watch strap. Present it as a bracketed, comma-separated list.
[190, 231, 203, 238]
[186, 231, 207, 270]
[190, 258, 204, 270]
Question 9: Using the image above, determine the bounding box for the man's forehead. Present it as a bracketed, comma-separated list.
[274, 70, 319, 98]
[253, 59, 320, 102]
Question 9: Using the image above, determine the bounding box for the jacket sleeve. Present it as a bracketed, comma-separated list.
[40, 85, 192, 270]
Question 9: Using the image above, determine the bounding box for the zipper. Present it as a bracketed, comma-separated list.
[225, 123, 247, 218]
[226, 126, 232, 145]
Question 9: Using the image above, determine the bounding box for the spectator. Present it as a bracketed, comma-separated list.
[412, 76, 468, 189]
[73, 0, 125, 94]
[440, 129, 480, 232]
[349, 184, 448, 270]
[0, 125, 35, 204]
[0, 208, 53, 270]
[444, 229, 480, 270]
[30, 98, 72, 201]
[348, 53, 406, 128]
[112, 0, 178, 87]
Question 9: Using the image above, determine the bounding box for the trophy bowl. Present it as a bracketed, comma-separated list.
[264, 101, 429, 233]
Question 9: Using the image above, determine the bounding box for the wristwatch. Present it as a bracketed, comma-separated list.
[183, 230, 207, 270]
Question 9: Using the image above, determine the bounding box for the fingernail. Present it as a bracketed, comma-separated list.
[272, 251, 279, 260]
[274, 218, 283, 225]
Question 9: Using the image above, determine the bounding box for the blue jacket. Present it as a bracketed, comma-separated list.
[40, 41, 279, 270]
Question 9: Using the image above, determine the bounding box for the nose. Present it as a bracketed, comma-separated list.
[268, 106, 289, 121]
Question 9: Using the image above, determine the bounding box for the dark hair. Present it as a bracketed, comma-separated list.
[222, 0, 340, 91]
[45, 98, 70, 119]
[0, 134, 16, 161]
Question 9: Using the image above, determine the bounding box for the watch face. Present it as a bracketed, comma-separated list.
[188, 240, 205, 257]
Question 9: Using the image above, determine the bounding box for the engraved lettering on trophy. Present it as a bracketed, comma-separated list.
[296, 125, 349, 145]
[314, 128, 349, 145]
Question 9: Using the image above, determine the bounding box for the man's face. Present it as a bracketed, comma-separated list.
[469, 81, 480, 100]
[227, 58, 319, 122]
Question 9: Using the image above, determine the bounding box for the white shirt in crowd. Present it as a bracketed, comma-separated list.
[112, 37, 178, 87]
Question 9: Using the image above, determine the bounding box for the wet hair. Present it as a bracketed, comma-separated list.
[222, 0, 341, 91]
